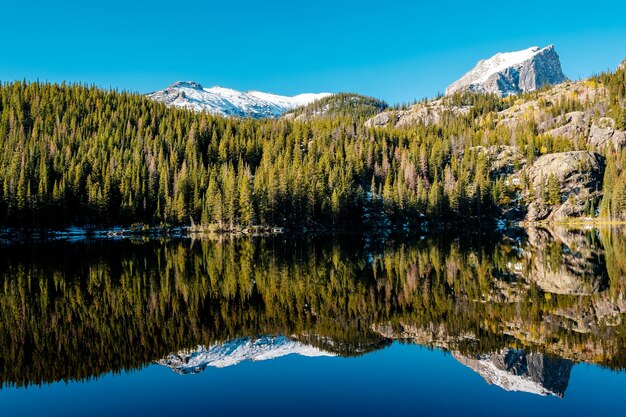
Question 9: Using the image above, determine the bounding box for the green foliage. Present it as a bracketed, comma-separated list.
[600, 150, 626, 219]
[443, 90, 512, 119]
[0, 81, 500, 228]
[595, 64, 626, 130]
[2, 65, 625, 228]
[2, 229, 626, 387]
[286, 93, 388, 120]
[547, 173, 561, 206]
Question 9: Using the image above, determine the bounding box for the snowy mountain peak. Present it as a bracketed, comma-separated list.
[169, 81, 204, 90]
[446, 45, 566, 97]
[147, 82, 331, 118]
[156, 336, 335, 374]
[454, 349, 573, 397]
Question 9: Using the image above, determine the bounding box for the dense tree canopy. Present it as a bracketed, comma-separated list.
[0, 63, 624, 228]
[0, 82, 497, 228]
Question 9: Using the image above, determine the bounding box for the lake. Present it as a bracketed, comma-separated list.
[1, 227, 626, 416]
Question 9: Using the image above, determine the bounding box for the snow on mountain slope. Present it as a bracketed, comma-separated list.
[454, 349, 573, 397]
[147, 81, 331, 118]
[446, 45, 567, 97]
[156, 336, 335, 374]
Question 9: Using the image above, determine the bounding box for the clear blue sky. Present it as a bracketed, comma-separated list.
[1, 0, 625, 104]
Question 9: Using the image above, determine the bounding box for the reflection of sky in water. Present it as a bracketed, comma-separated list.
[2, 342, 625, 417]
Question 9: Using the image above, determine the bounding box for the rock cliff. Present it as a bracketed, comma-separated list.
[454, 349, 573, 397]
[446, 45, 567, 97]
[524, 151, 604, 222]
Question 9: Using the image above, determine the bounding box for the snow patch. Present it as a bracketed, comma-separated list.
[148, 82, 331, 119]
[470, 46, 542, 85]
[446, 45, 561, 96]
[156, 335, 334, 374]
[454, 349, 571, 397]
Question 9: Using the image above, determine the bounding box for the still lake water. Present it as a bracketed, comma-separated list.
[1, 227, 626, 416]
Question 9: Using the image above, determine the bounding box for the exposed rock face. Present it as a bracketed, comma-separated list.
[618, 59, 626, 71]
[544, 111, 589, 140]
[493, 79, 626, 152]
[147, 81, 330, 118]
[519, 227, 609, 295]
[496, 80, 606, 132]
[372, 322, 476, 350]
[542, 112, 626, 151]
[474, 145, 520, 176]
[470, 148, 605, 223]
[554, 295, 626, 334]
[446, 45, 567, 97]
[588, 118, 626, 151]
[156, 336, 334, 374]
[454, 349, 573, 397]
[364, 99, 469, 128]
[525, 151, 604, 222]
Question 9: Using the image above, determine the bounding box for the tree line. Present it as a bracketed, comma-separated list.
[0, 62, 625, 228]
[0, 81, 500, 228]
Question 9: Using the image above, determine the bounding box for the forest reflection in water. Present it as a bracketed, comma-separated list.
[1, 226, 626, 398]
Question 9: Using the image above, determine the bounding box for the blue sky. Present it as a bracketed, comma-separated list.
[1, 0, 625, 104]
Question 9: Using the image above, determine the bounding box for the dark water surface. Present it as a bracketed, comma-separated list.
[1, 227, 626, 416]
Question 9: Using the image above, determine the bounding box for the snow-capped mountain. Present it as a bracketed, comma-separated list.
[454, 349, 573, 397]
[147, 81, 331, 118]
[156, 336, 334, 374]
[445, 45, 567, 97]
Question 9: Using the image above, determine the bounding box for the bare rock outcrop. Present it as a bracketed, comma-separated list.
[589, 118, 626, 151]
[446, 45, 566, 97]
[495, 80, 612, 143]
[544, 111, 589, 140]
[372, 322, 475, 350]
[519, 227, 608, 295]
[454, 349, 573, 397]
[365, 101, 469, 128]
[524, 151, 604, 222]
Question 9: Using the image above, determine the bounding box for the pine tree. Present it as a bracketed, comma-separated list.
[547, 174, 561, 206]
[238, 168, 255, 226]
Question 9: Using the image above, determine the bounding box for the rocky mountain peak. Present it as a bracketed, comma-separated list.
[168, 81, 204, 90]
[155, 336, 334, 374]
[147, 82, 330, 118]
[446, 45, 567, 97]
[454, 348, 573, 397]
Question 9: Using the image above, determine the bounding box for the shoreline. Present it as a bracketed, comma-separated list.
[0, 221, 498, 244]
[2, 218, 623, 244]
[519, 219, 626, 228]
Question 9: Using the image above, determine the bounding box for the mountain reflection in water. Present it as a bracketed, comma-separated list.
[156, 337, 573, 398]
[1, 226, 626, 401]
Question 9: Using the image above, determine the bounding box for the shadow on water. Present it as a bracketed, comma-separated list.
[1, 226, 626, 397]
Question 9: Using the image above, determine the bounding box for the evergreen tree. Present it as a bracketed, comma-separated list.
[547, 174, 561, 206]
